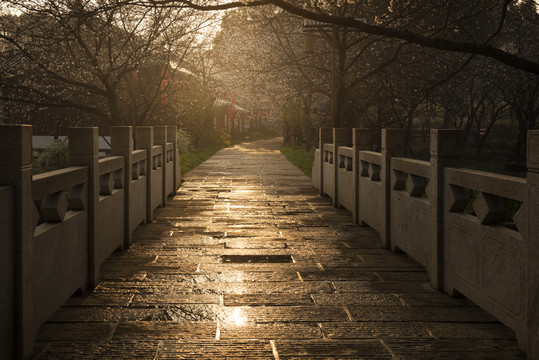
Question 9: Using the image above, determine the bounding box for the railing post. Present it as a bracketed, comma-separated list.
[154, 126, 167, 207]
[68, 127, 99, 288]
[318, 128, 333, 196]
[111, 126, 133, 249]
[167, 126, 179, 196]
[0, 125, 36, 360]
[333, 128, 352, 208]
[353, 128, 371, 224]
[429, 129, 462, 290]
[526, 130, 539, 359]
[136, 126, 153, 221]
[381, 128, 405, 249]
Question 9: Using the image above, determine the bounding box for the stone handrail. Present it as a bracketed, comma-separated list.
[32, 166, 88, 200]
[152, 145, 163, 170]
[32, 167, 88, 227]
[359, 150, 382, 166]
[338, 146, 353, 171]
[323, 143, 334, 163]
[445, 167, 527, 201]
[131, 149, 147, 180]
[391, 157, 431, 179]
[0, 125, 181, 360]
[98, 156, 124, 176]
[132, 149, 146, 163]
[311, 127, 538, 358]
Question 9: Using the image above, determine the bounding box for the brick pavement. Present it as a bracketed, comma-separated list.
[32, 138, 525, 359]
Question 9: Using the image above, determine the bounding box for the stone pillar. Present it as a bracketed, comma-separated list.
[429, 129, 462, 290]
[167, 126, 180, 196]
[136, 127, 153, 221]
[318, 128, 333, 196]
[111, 126, 133, 249]
[0, 125, 36, 360]
[353, 128, 371, 224]
[526, 130, 539, 359]
[154, 126, 167, 207]
[69, 127, 99, 288]
[381, 128, 405, 249]
[333, 128, 352, 207]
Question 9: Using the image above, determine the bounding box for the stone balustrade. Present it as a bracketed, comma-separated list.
[0, 124, 181, 360]
[312, 127, 539, 359]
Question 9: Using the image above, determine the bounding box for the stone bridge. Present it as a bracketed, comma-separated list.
[0, 124, 537, 359]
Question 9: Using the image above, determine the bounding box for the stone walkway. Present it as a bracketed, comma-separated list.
[33, 138, 525, 359]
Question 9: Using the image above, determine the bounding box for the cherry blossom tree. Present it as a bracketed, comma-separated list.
[0, 0, 213, 127]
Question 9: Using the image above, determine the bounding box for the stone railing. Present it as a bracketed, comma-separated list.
[0, 125, 181, 360]
[312, 127, 538, 359]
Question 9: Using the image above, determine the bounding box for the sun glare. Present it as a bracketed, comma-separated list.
[230, 307, 247, 326]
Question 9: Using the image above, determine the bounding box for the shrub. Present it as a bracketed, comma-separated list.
[219, 129, 232, 147]
[177, 128, 193, 154]
[36, 140, 69, 173]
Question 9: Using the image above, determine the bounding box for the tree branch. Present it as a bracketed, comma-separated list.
[144, 0, 539, 75]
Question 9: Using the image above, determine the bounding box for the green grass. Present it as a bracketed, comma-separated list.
[280, 143, 315, 178]
[180, 143, 224, 175]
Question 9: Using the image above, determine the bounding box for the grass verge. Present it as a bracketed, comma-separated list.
[280, 143, 315, 178]
[180, 143, 224, 175]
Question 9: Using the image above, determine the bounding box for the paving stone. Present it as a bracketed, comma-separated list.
[312, 293, 404, 306]
[224, 239, 287, 249]
[425, 322, 518, 339]
[155, 340, 274, 359]
[203, 281, 333, 295]
[321, 321, 432, 339]
[219, 306, 350, 323]
[220, 323, 322, 339]
[131, 294, 220, 306]
[64, 294, 134, 307]
[347, 306, 498, 322]
[299, 270, 380, 281]
[36, 322, 116, 341]
[93, 280, 195, 294]
[224, 294, 313, 306]
[397, 292, 477, 307]
[376, 271, 429, 282]
[383, 339, 526, 359]
[332, 280, 434, 293]
[112, 321, 216, 340]
[33, 342, 99, 359]
[87, 340, 161, 359]
[34, 341, 160, 359]
[274, 339, 394, 359]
